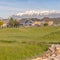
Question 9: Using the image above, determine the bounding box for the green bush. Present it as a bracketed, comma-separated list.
[44, 23, 48, 26]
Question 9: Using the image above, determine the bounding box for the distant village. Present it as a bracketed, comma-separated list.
[0, 17, 60, 28]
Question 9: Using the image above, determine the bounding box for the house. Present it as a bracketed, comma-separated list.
[41, 17, 54, 26]
[19, 19, 33, 27]
[1, 23, 7, 28]
[32, 21, 42, 27]
[19, 18, 54, 27]
[0, 19, 8, 28]
[24, 20, 33, 26]
[19, 19, 25, 26]
[3, 19, 9, 27]
[47, 21, 54, 26]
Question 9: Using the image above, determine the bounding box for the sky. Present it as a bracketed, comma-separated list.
[0, 0, 60, 18]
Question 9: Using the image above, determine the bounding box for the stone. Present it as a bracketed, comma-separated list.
[31, 44, 60, 60]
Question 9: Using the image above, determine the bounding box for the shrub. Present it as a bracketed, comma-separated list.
[44, 23, 48, 26]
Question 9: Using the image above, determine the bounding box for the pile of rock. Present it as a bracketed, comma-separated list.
[32, 44, 60, 60]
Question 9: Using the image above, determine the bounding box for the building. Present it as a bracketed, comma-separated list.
[32, 21, 41, 27]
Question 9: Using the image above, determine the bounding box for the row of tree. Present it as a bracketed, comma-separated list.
[0, 17, 20, 28]
[8, 18, 20, 27]
[0, 17, 49, 28]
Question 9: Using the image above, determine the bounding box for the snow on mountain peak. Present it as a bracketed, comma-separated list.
[16, 10, 60, 16]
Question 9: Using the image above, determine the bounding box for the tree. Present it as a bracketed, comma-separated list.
[44, 23, 48, 26]
[9, 17, 20, 27]
[0, 20, 4, 27]
[14, 20, 20, 27]
[9, 17, 15, 27]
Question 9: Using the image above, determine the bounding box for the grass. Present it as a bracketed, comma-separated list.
[0, 26, 60, 60]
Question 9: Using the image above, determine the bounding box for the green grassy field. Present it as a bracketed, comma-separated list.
[0, 26, 60, 60]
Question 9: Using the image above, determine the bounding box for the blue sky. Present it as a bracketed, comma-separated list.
[0, 0, 60, 18]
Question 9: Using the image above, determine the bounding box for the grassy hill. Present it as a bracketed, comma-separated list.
[0, 26, 60, 60]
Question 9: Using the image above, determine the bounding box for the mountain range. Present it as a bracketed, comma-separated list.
[12, 10, 60, 19]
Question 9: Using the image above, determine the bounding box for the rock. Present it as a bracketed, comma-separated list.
[31, 44, 60, 60]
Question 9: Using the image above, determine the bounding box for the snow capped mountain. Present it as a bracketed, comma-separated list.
[12, 10, 60, 19]
[16, 10, 60, 16]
